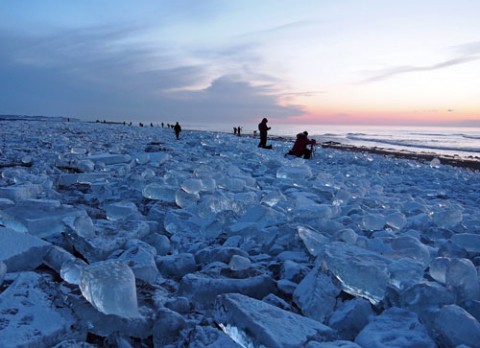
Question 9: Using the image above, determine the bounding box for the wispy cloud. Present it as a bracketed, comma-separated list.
[360, 56, 480, 84]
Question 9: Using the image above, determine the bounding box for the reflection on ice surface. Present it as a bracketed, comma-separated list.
[1, 119, 480, 347]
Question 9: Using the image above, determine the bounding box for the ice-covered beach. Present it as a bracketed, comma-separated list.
[1, 119, 480, 347]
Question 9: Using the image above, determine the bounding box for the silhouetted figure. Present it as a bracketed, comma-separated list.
[161, 122, 164, 128]
[237, 126, 242, 136]
[174, 122, 182, 140]
[150, 123, 154, 127]
[287, 131, 316, 159]
[258, 118, 272, 149]
[253, 130, 257, 137]
[233, 127, 237, 136]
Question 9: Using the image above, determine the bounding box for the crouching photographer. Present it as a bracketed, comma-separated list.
[287, 131, 316, 159]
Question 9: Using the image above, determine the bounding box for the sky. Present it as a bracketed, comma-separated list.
[1, 0, 479, 127]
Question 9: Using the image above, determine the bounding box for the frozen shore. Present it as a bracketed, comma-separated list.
[1, 120, 480, 347]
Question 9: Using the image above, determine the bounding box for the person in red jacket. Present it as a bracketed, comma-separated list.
[288, 131, 316, 159]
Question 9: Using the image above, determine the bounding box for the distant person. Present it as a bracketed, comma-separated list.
[287, 131, 316, 159]
[258, 117, 272, 149]
[237, 126, 242, 136]
[161, 122, 164, 128]
[233, 127, 237, 135]
[174, 122, 182, 140]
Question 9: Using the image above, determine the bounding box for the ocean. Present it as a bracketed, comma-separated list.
[185, 122, 480, 159]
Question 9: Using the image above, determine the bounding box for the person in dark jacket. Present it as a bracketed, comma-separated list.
[174, 122, 182, 140]
[258, 118, 272, 149]
[288, 131, 316, 159]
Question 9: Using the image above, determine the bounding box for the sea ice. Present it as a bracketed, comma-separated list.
[79, 260, 140, 318]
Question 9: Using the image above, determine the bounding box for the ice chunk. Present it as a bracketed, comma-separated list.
[0, 261, 6, 285]
[323, 242, 390, 305]
[181, 178, 204, 194]
[118, 245, 159, 283]
[179, 273, 276, 307]
[79, 260, 140, 318]
[388, 258, 425, 290]
[434, 304, 480, 348]
[175, 189, 200, 209]
[445, 258, 480, 302]
[88, 153, 131, 165]
[451, 233, 480, 253]
[431, 206, 463, 228]
[296, 225, 329, 256]
[105, 201, 141, 220]
[328, 298, 374, 340]
[362, 213, 386, 231]
[430, 157, 441, 168]
[333, 228, 358, 244]
[142, 183, 176, 202]
[355, 307, 435, 348]
[0, 227, 50, 271]
[276, 163, 313, 180]
[156, 253, 196, 279]
[60, 258, 88, 285]
[0, 183, 43, 202]
[384, 236, 431, 267]
[399, 281, 455, 313]
[214, 293, 336, 347]
[228, 254, 251, 271]
[429, 257, 450, 284]
[261, 189, 287, 207]
[293, 267, 341, 322]
[3, 201, 89, 238]
[386, 211, 407, 230]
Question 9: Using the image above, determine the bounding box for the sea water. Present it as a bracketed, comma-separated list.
[185, 123, 480, 159]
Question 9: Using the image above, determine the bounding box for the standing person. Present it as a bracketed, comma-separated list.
[237, 126, 242, 136]
[287, 131, 316, 159]
[174, 122, 182, 140]
[258, 118, 272, 149]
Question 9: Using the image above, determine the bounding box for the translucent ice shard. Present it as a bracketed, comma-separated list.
[142, 183, 176, 202]
[323, 242, 390, 305]
[297, 225, 329, 257]
[79, 260, 140, 318]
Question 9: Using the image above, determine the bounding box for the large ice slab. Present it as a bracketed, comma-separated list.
[214, 293, 336, 348]
[2, 200, 89, 238]
[0, 272, 79, 347]
[0, 227, 50, 271]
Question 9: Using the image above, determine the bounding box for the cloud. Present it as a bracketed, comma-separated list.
[360, 56, 480, 84]
[0, 26, 302, 123]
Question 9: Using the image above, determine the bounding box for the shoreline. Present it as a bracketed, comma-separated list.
[319, 141, 480, 171]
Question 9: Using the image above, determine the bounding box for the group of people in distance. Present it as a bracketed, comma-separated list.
[168, 117, 317, 158]
[258, 117, 316, 159]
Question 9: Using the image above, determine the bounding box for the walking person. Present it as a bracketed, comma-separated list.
[174, 122, 182, 140]
[258, 118, 272, 149]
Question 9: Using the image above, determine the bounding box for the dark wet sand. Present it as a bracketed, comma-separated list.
[319, 141, 480, 171]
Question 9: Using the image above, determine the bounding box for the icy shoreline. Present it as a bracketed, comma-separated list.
[1, 120, 480, 347]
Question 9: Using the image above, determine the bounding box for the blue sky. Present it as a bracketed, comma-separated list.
[1, 1, 479, 126]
